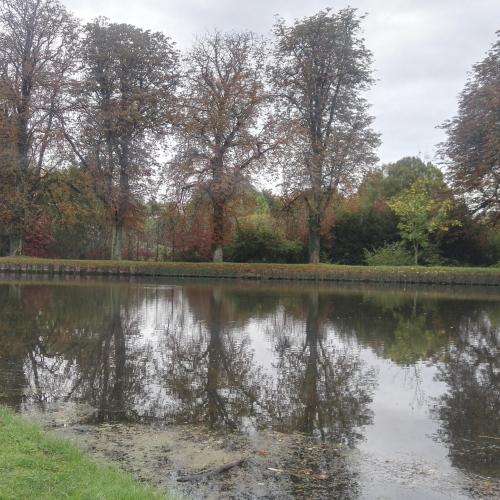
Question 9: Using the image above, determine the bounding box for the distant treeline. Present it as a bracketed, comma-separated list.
[0, 1, 498, 265]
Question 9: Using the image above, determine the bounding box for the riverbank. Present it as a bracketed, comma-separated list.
[0, 407, 167, 499]
[1, 257, 499, 285]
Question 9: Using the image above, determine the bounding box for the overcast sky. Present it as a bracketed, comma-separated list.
[65, 0, 500, 165]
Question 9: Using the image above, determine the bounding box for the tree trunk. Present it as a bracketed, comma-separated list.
[308, 212, 321, 264]
[9, 191, 25, 256]
[212, 201, 224, 262]
[10, 99, 30, 257]
[9, 236, 22, 256]
[171, 227, 176, 261]
[111, 143, 130, 261]
[413, 242, 419, 266]
[155, 218, 160, 261]
[111, 224, 124, 260]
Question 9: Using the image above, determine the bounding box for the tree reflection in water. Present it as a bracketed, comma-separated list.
[159, 286, 376, 441]
[268, 291, 376, 445]
[0, 283, 152, 423]
[159, 286, 375, 499]
[433, 309, 500, 477]
[0, 285, 30, 410]
[1, 279, 499, 494]
[76, 288, 149, 423]
[261, 290, 377, 499]
[162, 286, 268, 430]
[0, 283, 78, 411]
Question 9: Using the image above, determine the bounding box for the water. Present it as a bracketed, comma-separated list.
[0, 276, 499, 499]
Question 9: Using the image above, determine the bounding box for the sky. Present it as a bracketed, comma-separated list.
[65, 0, 500, 165]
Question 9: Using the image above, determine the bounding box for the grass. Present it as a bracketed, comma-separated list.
[0, 256, 499, 285]
[0, 407, 168, 500]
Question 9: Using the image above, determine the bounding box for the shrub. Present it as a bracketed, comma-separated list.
[331, 204, 399, 264]
[227, 226, 305, 263]
[419, 244, 446, 266]
[172, 249, 210, 262]
[24, 214, 56, 258]
[364, 242, 414, 266]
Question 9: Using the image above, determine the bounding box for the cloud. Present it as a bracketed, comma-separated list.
[65, 0, 500, 164]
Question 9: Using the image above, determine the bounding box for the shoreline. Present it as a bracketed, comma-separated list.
[0, 407, 167, 499]
[0, 257, 499, 286]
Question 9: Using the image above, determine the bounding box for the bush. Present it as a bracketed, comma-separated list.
[331, 205, 399, 264]
[227, 226, 305, 263]
[364, 242, 414, 266]
[172, 249, 210, 262]
[419, 244, 446, 266]
[24, 214, 56, 258]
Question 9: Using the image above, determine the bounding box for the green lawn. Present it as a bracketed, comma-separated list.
[0, 256, 499, 285]
[0, 407, 168, 500]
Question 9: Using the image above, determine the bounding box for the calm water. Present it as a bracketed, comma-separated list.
[0, 277, 499, 499]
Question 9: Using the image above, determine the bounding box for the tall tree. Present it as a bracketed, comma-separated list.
[271, 8, 379, 263]
[66, 19, 179, 260]
[440, 32, 500, 223]
[170, 31, 275, 262]
[0, 0, 78, 255]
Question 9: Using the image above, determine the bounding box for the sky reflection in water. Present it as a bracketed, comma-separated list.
[0, 278, 498, 497]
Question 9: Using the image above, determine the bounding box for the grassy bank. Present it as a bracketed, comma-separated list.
[0, 407, 167, 500]
[0, 256, 499, 285]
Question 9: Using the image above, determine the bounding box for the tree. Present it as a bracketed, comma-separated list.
[378, 157, 443, 199]
[271, 8, 379, 263]
[0, 0, 78, 255]
[331, 157, 445, 264]
[44, 167, 109, 259]
[440, 32, 500, 222]
[66, 19, 179, 259]
[389, 177, 460, 265]
[170, 31, 275, 262]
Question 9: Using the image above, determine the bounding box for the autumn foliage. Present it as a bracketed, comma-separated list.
[0, 1, 499, 266]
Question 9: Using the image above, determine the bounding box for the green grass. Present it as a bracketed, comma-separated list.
[0, 407, 168, 500]
[0, 256, 499, 285]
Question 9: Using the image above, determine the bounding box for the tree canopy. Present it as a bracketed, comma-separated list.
[440, 31, 500, 222]
[0, 0, 498, 267]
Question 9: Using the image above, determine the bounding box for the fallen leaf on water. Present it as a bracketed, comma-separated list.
[313, 473, 329, 480]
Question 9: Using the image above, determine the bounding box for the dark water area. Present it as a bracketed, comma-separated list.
[0, 276, 499, 499]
